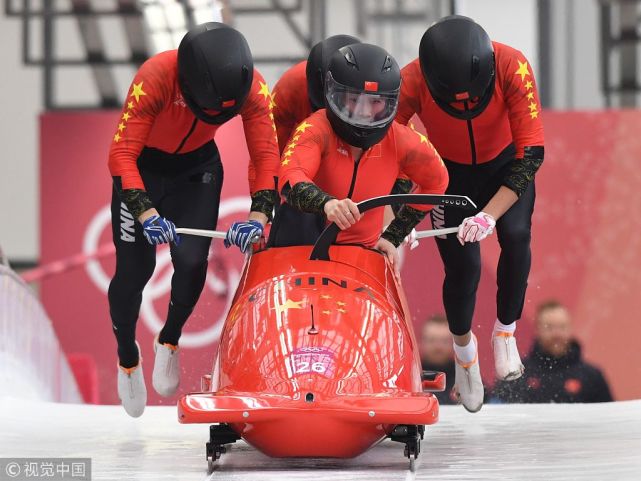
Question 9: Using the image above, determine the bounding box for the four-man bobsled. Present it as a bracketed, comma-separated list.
[177, 194, 475, 469]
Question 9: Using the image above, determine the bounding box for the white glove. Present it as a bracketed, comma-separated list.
[457, 211, 496, 245]
[403, 228, 419, 250]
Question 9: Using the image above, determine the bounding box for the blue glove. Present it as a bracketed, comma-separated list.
[142, 215, 180, 246]
[224, 220, 263, 253]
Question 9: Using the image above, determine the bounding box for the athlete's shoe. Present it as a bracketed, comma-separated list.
[117, 343, 146, 418]
[492, 331, 525, 381]
[152, 336, 180, 397]
[453, 335, 484, 413]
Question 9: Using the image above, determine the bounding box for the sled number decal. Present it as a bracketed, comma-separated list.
[291, 347, 336, 377]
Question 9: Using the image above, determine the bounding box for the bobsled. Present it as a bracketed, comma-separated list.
[177, 194, 475, 469]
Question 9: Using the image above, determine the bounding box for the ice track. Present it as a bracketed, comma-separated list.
[1, 397, 640, 480]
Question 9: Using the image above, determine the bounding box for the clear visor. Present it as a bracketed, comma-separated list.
[325, 72, 399, 128]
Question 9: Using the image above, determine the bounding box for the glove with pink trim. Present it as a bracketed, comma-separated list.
[457, 211, 496, 245]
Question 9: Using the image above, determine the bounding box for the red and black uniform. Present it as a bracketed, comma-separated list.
[398, 42, 544, 334]
[397, 43, 544, 168]
[271, 59, 414, 241]
[271, 61, 313, 154]
[109, 50, 279, 197]
[273, 110, 448, 247]
[107, 50, 279, 367]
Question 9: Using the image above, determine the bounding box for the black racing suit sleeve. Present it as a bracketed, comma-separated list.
[502, 146, 544, 197]
[250, 188, 279, 222]
[284, 181, 336, 214]
[390, 178, 414, 216]
[381, 205, 428, 247]
[113, 177, 154, 221]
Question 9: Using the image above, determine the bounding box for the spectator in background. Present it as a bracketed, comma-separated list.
[419, 314, 457, 405]
[492, 300, 613, 403]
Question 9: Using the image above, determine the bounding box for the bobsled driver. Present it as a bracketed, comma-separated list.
[107, 23, 279, 417]
[274, 43, 449, 270]
[270, 35, 418, 247]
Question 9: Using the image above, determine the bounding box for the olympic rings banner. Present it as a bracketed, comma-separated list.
[41, 111, 641, 404]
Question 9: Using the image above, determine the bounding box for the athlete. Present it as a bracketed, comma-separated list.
[276, 43, 449, 270]
[107, 23, 279, 417]
[270, 35, 415, 246]
[397, 15, 545, 412]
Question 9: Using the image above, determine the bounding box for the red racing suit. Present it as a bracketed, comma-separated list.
[108, 49, 280, 218]
[278, 110, 449, 247]
[397, 41, 545, 333]
[271, 60, 313, 153]
[397, 41, 544, 194]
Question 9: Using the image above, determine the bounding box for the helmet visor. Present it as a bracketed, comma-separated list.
[325, 72, 399, 128]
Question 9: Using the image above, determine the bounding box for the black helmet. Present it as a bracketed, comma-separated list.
[178, 22, 254, 125]
[306, 35, 361, 111]
[419, 15, 495, 120]
[325, 43, 401, 150]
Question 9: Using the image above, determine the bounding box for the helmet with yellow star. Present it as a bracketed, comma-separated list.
[306, 34, 361, 111]
[178, 22, 254, 125]
[419, 15, 495, 120]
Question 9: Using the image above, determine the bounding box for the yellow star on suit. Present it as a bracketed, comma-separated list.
[515, 60, 530, 82]
[130, 82, 146, 103]
[295, 121, 312, 134]
[258, 81, 271, 101]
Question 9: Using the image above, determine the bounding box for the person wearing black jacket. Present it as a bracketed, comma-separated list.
[491, 300, 613, 403]
[419, 315, 458, 405]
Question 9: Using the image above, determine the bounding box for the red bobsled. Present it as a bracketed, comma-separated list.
[178, 195, 474, 468]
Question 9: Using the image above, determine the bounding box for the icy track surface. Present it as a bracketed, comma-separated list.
[1, 397, 640, 481]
